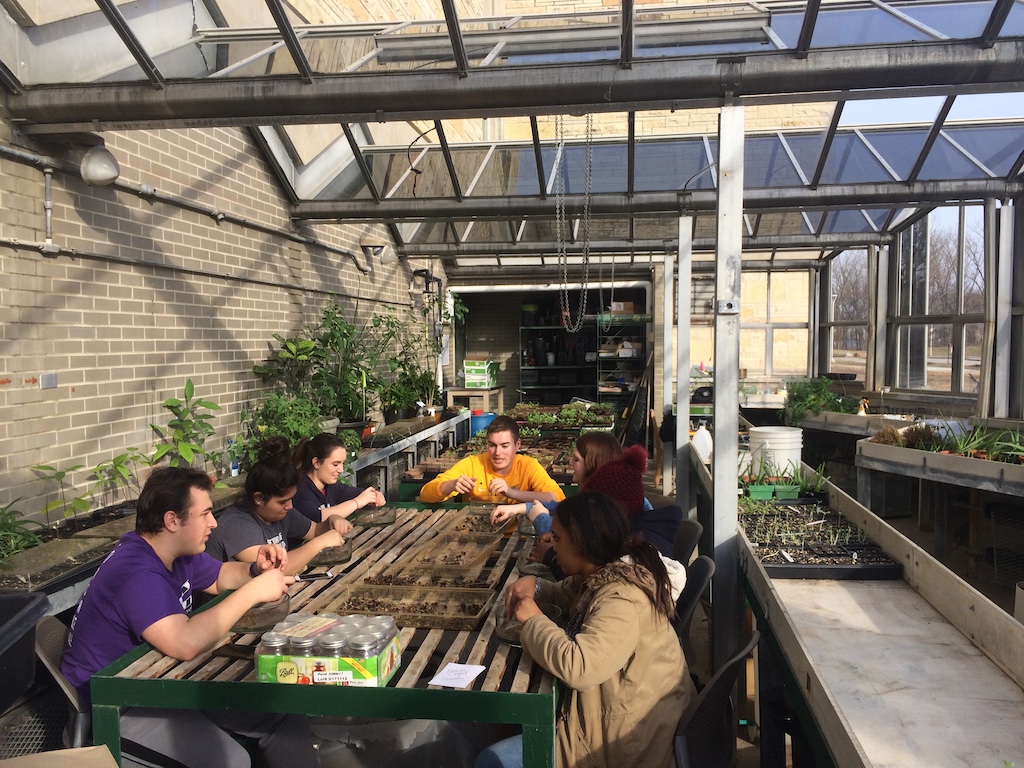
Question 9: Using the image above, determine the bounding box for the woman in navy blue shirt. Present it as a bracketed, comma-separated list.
[292, 433, 386, 523]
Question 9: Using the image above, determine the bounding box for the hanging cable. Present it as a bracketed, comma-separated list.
[558, 114, 593, 333]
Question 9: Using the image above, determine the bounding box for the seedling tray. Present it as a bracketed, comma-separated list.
[759, 543, 903, 580]
[324, 584, 496, 630]
[410, 532, 503, 568]
[362, 564, 503, 590]
[443, 505, 515, 535]
[348, 506, 398, 527]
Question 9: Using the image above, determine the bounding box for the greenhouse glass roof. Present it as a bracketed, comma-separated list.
[2, 0, 1022, 278]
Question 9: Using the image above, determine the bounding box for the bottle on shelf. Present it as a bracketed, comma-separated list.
[691, 422, 713, 464]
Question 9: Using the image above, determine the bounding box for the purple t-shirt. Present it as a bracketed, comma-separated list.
[291, 474, 363, 523]
[61, 531, 221, 704]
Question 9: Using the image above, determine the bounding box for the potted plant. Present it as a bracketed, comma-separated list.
[741, 454, 776, 500]
[234, 392, 324, 471]
[310, 299, 402, 428]
[253, 334, 319, 399]
[773, 461, 802, 500]
[151, 378, 223, 471]
[782, 377, 859, 426]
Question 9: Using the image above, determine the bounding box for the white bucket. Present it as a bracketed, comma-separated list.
[748, 426, 803, 476]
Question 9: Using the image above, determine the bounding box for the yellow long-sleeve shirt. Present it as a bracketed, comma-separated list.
[418, 452, 566, 504]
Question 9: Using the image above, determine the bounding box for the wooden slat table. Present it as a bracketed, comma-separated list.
[91, 504, 557, 767]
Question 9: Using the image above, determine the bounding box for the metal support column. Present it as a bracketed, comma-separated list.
[994, 202, 1014, 417]
[675, 216, 694, 503]
[712, 105, 744, 671]
[663, 239, 677, 496]
[978, 199, 998, 417]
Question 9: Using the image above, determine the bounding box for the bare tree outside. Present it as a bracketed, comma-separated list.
[829, 249, 869, 376]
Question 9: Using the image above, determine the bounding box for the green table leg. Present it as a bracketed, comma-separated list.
[92, 703, 121, 765]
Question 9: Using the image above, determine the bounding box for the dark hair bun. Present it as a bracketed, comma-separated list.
[256, 435, 292, 464]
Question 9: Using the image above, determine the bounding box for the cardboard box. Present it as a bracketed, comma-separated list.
[609, 301, 635, 315]
[257, 634, 401, 688]
[0, 746, 119, 768]
[463, 359, 497, 375]
[464, 371, 498, 388]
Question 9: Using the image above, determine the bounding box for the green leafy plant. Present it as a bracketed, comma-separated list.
[338, 429, 361, 470]
[32, 464, 90, 526]
[0, 498, 44, 560]
[234, 393, 323, 470]
[253, 334, 319, 398]
[795, 463, 830, 495]
[990, 426, 1024, 464]
[151, 379, 222, 469]
[782, 377, 858, 426]
[90, 448, 150, 506]
[311, 300, 402, 421]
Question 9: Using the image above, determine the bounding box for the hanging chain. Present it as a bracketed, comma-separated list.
[559, 114, 592, 333]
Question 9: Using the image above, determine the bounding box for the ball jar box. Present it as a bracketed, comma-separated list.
[256, 614, 401, 687]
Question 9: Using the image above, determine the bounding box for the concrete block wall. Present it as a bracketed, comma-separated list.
[0, 113, 440, 524]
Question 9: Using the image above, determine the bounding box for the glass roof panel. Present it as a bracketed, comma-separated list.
[811, 6, 935, 46]
[918, 132, 994, 179]
[744, 135, 803, 188]
[817, 133, 894, 184]
[766, 9, 807, 49]
[300, 36, 381, 74]
[857, 127, 932, 180]
[819, 209, 882, 234]
[941, 124, 1024, 177]
[782, 133, 828, 182]
[464, 146, 542, 196]
[312, 155, 370, 200]
[840, 96, 945, 126]
[753, 212, 813, 237]
[632, 216, 678, 241]
[460, 219, 516, 244]
[455, 257, 500, 267]
[405, 220, 450, 244]
[356, 147, 454, 199]
[635, 138, 716, 191]
[897, 0, 996, 38]
[947, 92, 1024, 121]
[1003, 0, 1024, 35]
[545, 144, 629, 194]
[446, 146, 494, 194]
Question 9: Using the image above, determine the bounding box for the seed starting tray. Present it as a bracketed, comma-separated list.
[409, 531, 503, 569]
[362, 563, 503, 590]
[323, 584, 496, 630]
[348, 505, 398, 527]
[442, 505, 516, 535]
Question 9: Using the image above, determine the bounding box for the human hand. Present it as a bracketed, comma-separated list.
[251, 567, 294, 603]
[371, 488, 386, 506]
[254, 544, 288, 573]
[326, 514, 353, 536]
[449, 475, 476, 496]
[504, 576, 538, 616]
[488, 477, 510, 497]
[356, 487, 383, 509]
[528, 533, 554, 563]
[491, 504, 521, 525]
[316, 528, 344, 551]
[512, 596, 542, 624]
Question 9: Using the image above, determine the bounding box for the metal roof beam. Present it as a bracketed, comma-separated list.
[292, 179, 1021, 220]
[795, 0, 821, 55]
[405, 234, 887, 257]
[440, 0, 470, 77]
[13, 40, 1024, 132]
[342, 123, 380, 202]
[980, 0, 1015, 47]
[264, 0, 315, 83]
[620, 0, 635, 68]
[93, 0, 165, 88]
[434, 121, 463, 201]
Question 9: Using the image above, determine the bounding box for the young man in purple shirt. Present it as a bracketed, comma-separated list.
[62, 466, 316, 768]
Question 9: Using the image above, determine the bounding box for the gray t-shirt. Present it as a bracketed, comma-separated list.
[205, 504, 312, 562]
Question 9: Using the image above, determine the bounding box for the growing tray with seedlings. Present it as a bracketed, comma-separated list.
[442, 505, 516, 535]
[409, 532, 504, 569]
[348, 505, 398, 527]
[738, 498, 902, 580]
[323, 584, 496, 630]
[362, 563, 502, 590]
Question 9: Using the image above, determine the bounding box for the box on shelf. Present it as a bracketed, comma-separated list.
[609, 301, 637, 315]
[464, 373, 498, 388]
[256, 615, 401, 688]
[463, 359, 498, 376]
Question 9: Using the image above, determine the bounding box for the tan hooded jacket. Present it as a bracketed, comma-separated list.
[523, 560, 696, 768]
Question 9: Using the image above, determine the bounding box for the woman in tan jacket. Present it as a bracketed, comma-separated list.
[477, 491, 696, 768]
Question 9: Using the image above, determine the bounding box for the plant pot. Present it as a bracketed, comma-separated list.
[746, 484, 775, 500]
[774, 484, 801, 500]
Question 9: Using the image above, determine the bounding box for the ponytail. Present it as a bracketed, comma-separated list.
[623, 535, 675, 618]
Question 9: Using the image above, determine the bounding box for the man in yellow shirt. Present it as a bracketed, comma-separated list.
[419, 415, 566, 504]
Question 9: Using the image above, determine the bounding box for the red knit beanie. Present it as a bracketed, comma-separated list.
[582, 445, 647, 516]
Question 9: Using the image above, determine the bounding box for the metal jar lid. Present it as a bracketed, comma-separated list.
[348, 633, 379, 653]
[259, 632, 288, 649]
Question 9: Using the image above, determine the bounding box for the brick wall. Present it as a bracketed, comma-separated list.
[0, 114, 441, 522]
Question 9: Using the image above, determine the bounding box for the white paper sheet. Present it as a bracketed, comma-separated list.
[428, 663, 486, 689]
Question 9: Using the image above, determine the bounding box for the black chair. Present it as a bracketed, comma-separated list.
[673, 518, 703, 565]
[673, 555, 715, 664]
[674, 630, 761, 768]
[35, 616, 91, 748]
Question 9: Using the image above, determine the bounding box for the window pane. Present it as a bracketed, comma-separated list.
[811, 6, 934, 46]
[927, 211, 961, 316]
[740, 328, 766, 374]
[831, 250, 869, 322]
[831, 325, 868, 379]
[963, 206, 985, 313]
[963, 323, 984, 393]
[741, 273, 768, 323]
[771, 273, 810, 323]
[896, 323, 952, 391]
[818, 134, 894, 184]
[772, 328, 809, 376]
[941, 125, 1024, 177]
